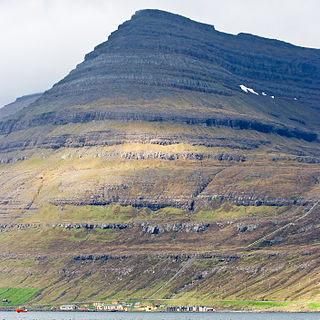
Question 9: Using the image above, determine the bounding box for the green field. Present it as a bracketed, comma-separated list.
[0, 288, 41, 306]
[308, 302, 320, 310]
[218, 300, 295, 308]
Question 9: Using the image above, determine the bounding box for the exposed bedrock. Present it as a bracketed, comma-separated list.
[51, 194, 313, 210]
[0, 222, 211, 234]
[0, 109, 317, 142]
[32, 9, 320, 111]
[0, 128, 270, 156]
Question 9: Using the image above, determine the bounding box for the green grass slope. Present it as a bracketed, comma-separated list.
[0, 288, 40, 306]
[0, 121, 319, 311]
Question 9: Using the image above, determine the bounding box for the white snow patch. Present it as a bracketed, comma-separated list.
[262, 92, 267, 96]
[271, 96, 275, 99]
[248, 88, 259, 95]
[239, 85, 259, 95]
[240, 84, 249, 93]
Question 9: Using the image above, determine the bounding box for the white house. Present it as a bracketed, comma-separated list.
[59, 305, 77, 311]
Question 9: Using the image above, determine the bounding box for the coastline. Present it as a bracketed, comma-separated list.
[1, 307, 320, 313]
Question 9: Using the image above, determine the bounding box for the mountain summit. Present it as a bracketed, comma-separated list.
[0, 10, 319, 309]
[43, 9, 320, 105]
[1, 9, 319, 141]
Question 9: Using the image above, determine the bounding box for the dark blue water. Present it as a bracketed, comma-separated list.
[0, 311, 319, 320]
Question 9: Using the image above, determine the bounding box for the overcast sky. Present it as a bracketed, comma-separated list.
[1, 0, 319, 107]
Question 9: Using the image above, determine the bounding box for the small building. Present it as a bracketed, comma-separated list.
[59, 304, 77, 311]
[97, 304, 125, 311]
[93, 302, 104, 308]
[166, 305, 215, 312]
[187, 306, 196, 312]
[107, 304, 124, 311]
[205, 306, 215, 312]
[166, 306, 181, 312]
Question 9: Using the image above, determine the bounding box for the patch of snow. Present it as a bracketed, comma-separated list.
[240, 85, 249, 93]
[262, 92, 267, 96]
[271, 96, 275, 99]
[239, 85, 259, 95]
[247, 88, 259, 95]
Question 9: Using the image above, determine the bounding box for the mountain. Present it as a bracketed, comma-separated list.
[0, 10, 319, 311]
[0, 93, 42, 120]
[1, 10, 319, 141]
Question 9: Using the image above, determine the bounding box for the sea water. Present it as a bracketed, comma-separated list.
[0, 311, 319, 320]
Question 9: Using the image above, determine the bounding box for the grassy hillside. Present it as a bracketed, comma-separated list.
[0, 120, 319, 311]
[1, 9, 319, 311]
[0, 288, 40, 306]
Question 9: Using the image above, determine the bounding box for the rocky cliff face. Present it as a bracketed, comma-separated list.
[0, 10, 319, 140]
[41, 10, 320, 107]
[0, 9, 319, 307]
[0, 8, 318, 216]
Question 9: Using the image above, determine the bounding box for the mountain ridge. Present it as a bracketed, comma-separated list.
[0, 93, 42, 120]
[0, 9, 319, 310]
[1, 9, 319, 139]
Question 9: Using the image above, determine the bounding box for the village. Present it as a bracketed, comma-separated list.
[1, 298, 216, 312]
[57, 301, 215, 312]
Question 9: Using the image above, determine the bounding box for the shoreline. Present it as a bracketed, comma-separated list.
[1, 308, 320, 313]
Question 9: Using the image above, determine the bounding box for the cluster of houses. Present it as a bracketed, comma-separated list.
[59, 301, 156, 312]
[59, 305, 78, 311]
[2, 296, 214, 313]
[58, 301, 215, 312]
[166, 305, 215, 312]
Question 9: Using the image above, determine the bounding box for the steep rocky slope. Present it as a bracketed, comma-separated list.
[0, 93, 42, 120]
[0, 9, 319, 310]
[0, 10, 319, 140]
